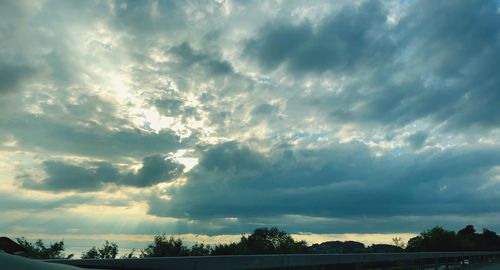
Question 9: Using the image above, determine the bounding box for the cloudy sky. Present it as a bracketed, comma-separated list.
[1, 0, 500, 251]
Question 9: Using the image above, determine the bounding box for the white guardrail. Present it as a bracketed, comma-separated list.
[46, 251, 500, 270]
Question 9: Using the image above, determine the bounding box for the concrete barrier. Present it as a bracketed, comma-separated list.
[46, 251, 500, 270]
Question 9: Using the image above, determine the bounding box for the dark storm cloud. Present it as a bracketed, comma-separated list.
[22, 155, 185, 191]
[149, 141, 500, 220]
[244, 1, 393, 74]
[3, 114, 185, 160]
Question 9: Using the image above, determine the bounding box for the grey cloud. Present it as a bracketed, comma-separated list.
[0, 190, 94, 212]
[245, 1, 500, 131]
[0, 1, 105, 88]
[154, 98, 185, 115]
[28, 161, 103, 191]
[32, 92, 129, 132]
[0, 64, 36, 94]
[0, 1, 115, 121]
[153, 97, 200, 121]
[232, 214, 500, 235]
[21, 155, 185, 191]
[395, 1, 499, 78]
[0, 63, 37, 122]
[244, 1, 393, 74]
[122, 155, 185, 187]
[387, 0, 500, 130]
[169, 42, 234, 76]
[94, 162, 122, 184]
[111, 0, 187, 34]
[198, 141, 266, 173]
[4, 206, 500, 236]
[244, 22, 313, 71]
[406, 131, 428, 150]
[3, 114, 185, 160]
[149, 141, 500, 223]
[249, 102, 283, 126]
[367, 1, 499, 130]
[2, 0, 500, 237]
[252, 102, 278, 115]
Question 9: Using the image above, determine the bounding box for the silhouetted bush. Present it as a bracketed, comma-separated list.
[141, 234, 190, 257]
[140, 234, 214, 257]
[81, 240, 118, 259]
[120, 248, 138, 259]
[189, 243, 212, 256]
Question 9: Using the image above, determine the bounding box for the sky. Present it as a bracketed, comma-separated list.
[1, 0, 500, 253]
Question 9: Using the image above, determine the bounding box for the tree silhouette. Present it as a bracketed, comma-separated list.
[81, 241, 118, 259]
[457, 225, 478, 251]
[15, 237, 73, 259]
[479, 229, 500, 251]
[406, 226, 460, 252]
[189, 243, 212, 256]
[392, 237, 406, 249]
[243, 227, 309, 254]
[211, 242, 242, 255]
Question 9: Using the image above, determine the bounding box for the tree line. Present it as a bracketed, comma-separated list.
[406, 225, 500, 252]
[13, 225, 500, 259]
